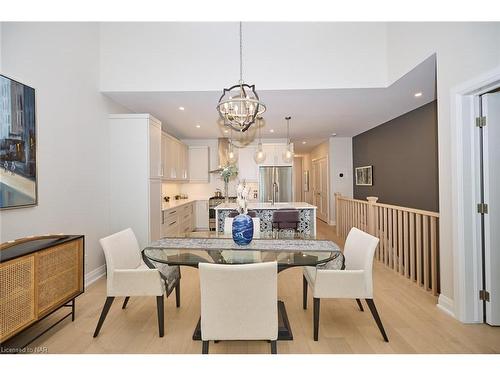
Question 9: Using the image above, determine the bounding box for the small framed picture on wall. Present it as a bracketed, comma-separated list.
[355, 166, 373, 186]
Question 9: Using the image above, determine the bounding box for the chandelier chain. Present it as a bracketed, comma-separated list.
[239, 21, 243, 83]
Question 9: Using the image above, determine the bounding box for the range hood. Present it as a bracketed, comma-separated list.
[209, 138, 230, 173]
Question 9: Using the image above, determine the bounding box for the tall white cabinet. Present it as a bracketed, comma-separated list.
[109, 114, 163, 248]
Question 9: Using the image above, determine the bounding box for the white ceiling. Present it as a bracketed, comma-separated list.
[104, 55, 435, 153]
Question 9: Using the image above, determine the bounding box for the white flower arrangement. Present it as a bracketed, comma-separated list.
[236, 180, 251, 215]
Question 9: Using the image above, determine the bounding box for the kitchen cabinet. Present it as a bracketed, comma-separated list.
[195, 200, 209, 230]
[189, 146, 209, 182]
[237, 145, 259, 182]
[163, 132, 189, 181]
[109, 114, 163, 248]
[261, 143, 293, 166]
[180, 143, 188, 180]
[162, 201, 196, 237]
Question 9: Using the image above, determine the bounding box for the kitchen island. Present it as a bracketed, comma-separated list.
[214, 202, 317, 236]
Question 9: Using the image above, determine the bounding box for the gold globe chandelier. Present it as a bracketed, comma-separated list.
[216, 22, 266, 133]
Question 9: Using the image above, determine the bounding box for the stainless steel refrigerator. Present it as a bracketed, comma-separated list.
[259, 166, 293, 203]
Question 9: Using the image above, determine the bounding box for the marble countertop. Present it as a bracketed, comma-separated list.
[162, 198, 198, 211]
[214, 202, 317, 210]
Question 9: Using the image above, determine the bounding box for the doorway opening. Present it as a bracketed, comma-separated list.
[451, 66, 500, 324]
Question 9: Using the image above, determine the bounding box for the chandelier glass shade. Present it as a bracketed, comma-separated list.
[227, 132, 238, 165]
[282, 116, 294, 163]
[217, 22, 266, 133]
[253, 117, 266, 164]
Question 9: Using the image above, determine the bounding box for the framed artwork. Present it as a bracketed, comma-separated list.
[0, 74, 37, 209]
[355, 165, 373, 186]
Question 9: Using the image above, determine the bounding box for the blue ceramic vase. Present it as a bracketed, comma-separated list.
[232, 214, 254, 245]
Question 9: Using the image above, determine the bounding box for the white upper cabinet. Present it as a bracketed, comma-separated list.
[189, 146, 209, 182]
[260, 143, 293, 166]
[162, 131, 189, 181]
[180, 143, 189, 180]
[149, 119, 163, 179]
[237, 145, 259, 182]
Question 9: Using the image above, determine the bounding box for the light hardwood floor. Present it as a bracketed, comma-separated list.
[10, 220, 500, 354]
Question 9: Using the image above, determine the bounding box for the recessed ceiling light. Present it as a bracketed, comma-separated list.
[302, 141, 307, 144]
[224, 129, 229, 133]
[331, 133, 337, 137]
[270, 129, 274, 133]
[414, 92, 423, 97]
[195, 124, 201, 128]
[179, 106, 185, 111]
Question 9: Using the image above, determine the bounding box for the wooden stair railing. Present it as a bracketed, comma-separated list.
[335, 193, 440, 296]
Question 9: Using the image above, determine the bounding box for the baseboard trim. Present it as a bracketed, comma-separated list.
[437, 294, 455, 318]
[329, 220, 336, 226]
[85, 264, 106, 287]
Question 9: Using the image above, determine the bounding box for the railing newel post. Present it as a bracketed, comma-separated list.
[335, 192, 341, 236]
[366, 196, 378, 237]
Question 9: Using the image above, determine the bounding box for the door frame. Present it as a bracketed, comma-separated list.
[312, 155, 330, 223]
[450, 65, 500, 323]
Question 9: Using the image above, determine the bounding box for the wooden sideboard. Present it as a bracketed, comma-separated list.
[0, 235, 84, 344]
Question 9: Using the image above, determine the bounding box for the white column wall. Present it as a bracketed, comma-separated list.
[0, 23, 129, 282]
[328, 137, 353, 225]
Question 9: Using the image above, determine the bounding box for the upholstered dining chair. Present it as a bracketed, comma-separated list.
[302, 227, 388, 342]
[199, 262, 278, 354]
[93, 228, 180, 338]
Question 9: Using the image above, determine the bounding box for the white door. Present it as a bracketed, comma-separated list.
[482, 92, 500, 325]
[312, 158, 329, 222]
[319, 158, 329, 222]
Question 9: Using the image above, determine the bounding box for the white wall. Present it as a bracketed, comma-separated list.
[329, 137, 353, 225]
[387, 22, 500, 312]
[0, 23, 129, 280]
[0, 23, 3, 71]
[99, 22, 388, 92]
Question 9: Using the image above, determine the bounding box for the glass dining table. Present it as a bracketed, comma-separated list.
[142, 231, 341, 341]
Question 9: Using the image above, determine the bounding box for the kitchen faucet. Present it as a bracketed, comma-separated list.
[272, 181, 278, 205]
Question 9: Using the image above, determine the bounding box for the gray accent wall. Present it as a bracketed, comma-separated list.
[352, 100, 439, 212]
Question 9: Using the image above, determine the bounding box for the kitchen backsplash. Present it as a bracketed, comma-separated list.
[163, 180, 259, 201]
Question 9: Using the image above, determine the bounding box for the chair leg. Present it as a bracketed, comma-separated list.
[270, 340, 277, 354]
[355, 298, 364, 311]
[202, 340, 209, 354]
[175, 280, 181, 308]
[313, 298, 320, 341]
[303, 275, 308, 310]
[122, 297, 130, 309]
[156, 295, 164, 337]
[93, 297, 115, 337]
[365, 299, 389, 342]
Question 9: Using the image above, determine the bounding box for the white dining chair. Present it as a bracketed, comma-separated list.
[93, 228, 179, 338]
[302, 227, 388, 342]
[199, 261, 278, 354]
[224, 217, 261, 237]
